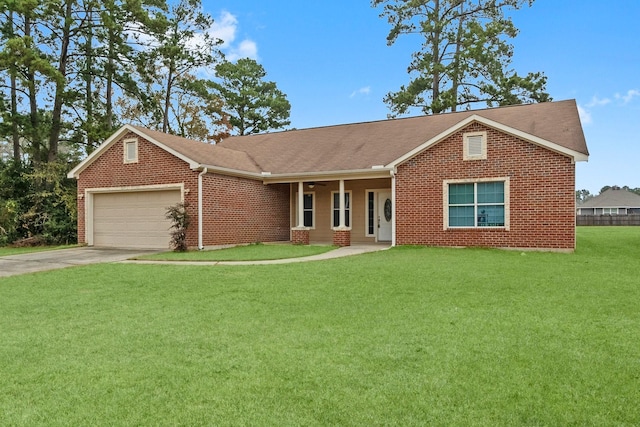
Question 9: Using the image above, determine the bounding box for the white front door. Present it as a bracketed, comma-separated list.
[377, 191, 392, 242]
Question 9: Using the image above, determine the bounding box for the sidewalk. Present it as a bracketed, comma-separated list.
[120, 244, 390, 266]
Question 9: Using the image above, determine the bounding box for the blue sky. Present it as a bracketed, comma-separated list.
[202, 0, 640, 194]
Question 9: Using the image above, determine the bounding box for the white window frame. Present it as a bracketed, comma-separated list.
[443, 177, 510, 230]
[331, 190, 352, 228]
[123, 138, 138, 164]
[297, 192, 315, 229]
[463, 131, 487, 161]
[603, 208, 619, 215]
[365, 190, 376, 237]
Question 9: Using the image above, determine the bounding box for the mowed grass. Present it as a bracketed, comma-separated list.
[1, 227, 639, 425]
[0, 244, 77, 257]
[138, 243, 336, 261]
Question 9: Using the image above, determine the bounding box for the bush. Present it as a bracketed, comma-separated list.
[165, 202, 190, 252]
[0, 160, 77, 246]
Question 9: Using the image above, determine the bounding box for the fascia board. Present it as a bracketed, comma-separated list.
[141, 133, 200, 169]
[197, 164, 264, 180]
[386, 114, 589, 168]
[198, 165, 392, 184]
[67, 124, 134, 178]
[260, 168, 393, 184]
[476, 116, 589, 163]
[386, 115, 479, 168]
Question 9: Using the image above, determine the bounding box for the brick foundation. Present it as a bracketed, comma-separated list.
[292, 228, 310, 245]
[332, 228, 351, 247]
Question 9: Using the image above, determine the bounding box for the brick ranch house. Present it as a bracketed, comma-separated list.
[68, 99, 589, 251]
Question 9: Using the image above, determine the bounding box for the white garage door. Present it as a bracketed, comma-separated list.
[92, 190, 181, 249]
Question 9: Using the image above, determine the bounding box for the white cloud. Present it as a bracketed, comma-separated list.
[586, 96, 611, 108]
[350, 86, 371, 98]
[615, 89, 640, 104]
[577, 104, 592, 125]
[210, 10, 238, 48]
[226, 39, 258, 62]
[209, 11, 258, 62]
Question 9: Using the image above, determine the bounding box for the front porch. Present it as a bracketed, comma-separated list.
[289, 178, 393, 247]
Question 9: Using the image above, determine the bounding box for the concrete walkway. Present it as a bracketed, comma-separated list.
[121, 244, 391, 266]
[0, 245, 390, 278]
[0, 247, 161, 278]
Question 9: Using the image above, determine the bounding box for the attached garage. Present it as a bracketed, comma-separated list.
[88, 188, 182, 249]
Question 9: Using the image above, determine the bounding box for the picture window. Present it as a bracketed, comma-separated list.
[444, 178, 509, 229]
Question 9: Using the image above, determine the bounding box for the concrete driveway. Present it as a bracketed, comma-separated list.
[0, 247, 160, 278]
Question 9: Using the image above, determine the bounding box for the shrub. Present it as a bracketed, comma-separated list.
[165, 202, 190, 252]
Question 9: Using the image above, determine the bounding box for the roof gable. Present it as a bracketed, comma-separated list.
[67, 125, 263, 179]
[387, 113, 589, 168]
[67, 125, 201, 178]
[580, 189, 640, 208]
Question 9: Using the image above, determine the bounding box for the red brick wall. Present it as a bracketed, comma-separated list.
[292, 229, 310, 245]
[332, 229, 351, 247]
[201, 173, 290, 245]
[76, 132, 290, 247]
[395, 123, 576, 250]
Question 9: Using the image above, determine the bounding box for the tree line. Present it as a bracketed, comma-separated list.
[0, 0, 290, 245]
[0, 0, 291, 163]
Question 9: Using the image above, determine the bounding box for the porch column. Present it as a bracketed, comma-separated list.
[339, 179, 346, 228]
[292, 181, 310, 245]
[332, 179, 351, 247]
[297, 181, 304, 228]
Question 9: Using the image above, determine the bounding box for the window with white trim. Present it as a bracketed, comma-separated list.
[463, 131, 487, 160]
[445, 179, 509, 228]
[603, 208, 618, 215]
[331, 191, 351, 227]
[298, 192, 315, 228]
[366, 191, 375, 236]
[124, 138, 138, 163]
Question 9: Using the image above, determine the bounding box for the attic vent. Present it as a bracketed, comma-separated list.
[463, 132, 487, 160]
[468, 136, 483, 156]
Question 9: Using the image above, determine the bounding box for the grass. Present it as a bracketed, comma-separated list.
[0, 244, 77, 256]
[137, 243, 336, 261]
[0, 227, 639, 425]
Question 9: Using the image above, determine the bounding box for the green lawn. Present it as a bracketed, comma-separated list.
[0, 244, 77, 257]
[138, 243, 336, 261]
[1, 227, 639, 425]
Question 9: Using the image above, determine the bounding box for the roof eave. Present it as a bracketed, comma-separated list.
[260, 168, 393, 184]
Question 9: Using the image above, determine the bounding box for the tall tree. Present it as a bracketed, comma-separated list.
[372, 0, 551, 116]
[213, 58, 291, 135]
[117, 71, 231, 143]
[135, 0, 222, 133]
[43, 0, 79, 162]
[0, 0, 61, 163]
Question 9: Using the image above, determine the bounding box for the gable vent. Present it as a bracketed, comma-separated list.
[463, 131, 487, 160]
[467, 135, 483, 156]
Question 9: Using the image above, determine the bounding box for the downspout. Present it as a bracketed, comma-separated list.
[198, 168, 208, 250]
[391, 169, 396, 247]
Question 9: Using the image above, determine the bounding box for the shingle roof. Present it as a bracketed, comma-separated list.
[580, 189, 640, 208]
[217, 99, 588, 174]
[68, 99, 589, 179]
[130, 126, 262, 173]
